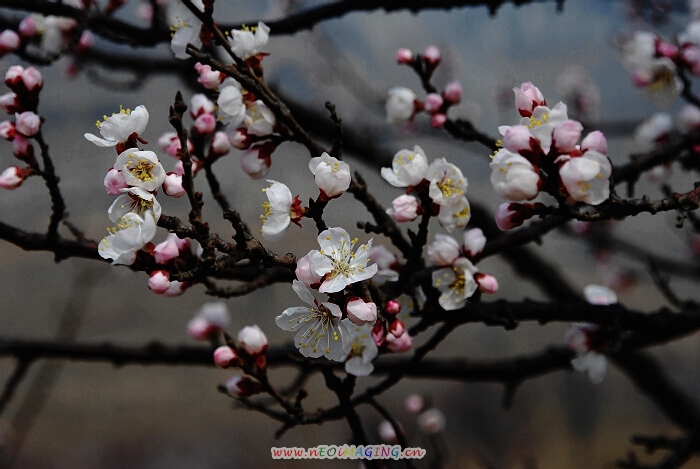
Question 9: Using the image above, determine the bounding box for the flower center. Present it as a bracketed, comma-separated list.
[527, 111, 550, 129]
[127, 156, 156, 182]
[95, 104, 131, 129]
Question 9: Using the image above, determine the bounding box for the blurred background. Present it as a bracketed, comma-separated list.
[0, 0, 700, 467]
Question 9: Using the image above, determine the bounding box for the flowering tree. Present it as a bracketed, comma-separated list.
[1, 0, 700, 467]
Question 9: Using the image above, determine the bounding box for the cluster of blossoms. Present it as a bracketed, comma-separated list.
[620, 17, 700, 107]
[386, 45, 462, 128]
[565, 285, 618, 384]
[381, 145, 471, 231]
[491, 82, 612, 230]
[428, 229, 498, 310]
[168, 3, 277, 179]
[0, 66, 44, 189]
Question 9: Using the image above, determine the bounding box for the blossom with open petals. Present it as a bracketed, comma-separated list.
[98, 211, 157, 265]
[432, 257, 478, 310]
[342, 321, 378, 377]
[108, 186, 161, 223]
[558, 150, 611, 205]
[380, 145, 429, 188]
[84, 105, 148, 149]
[307, 227, 377, 294]
[309, 152, 351, 199]
[426, 158, 468, 206]
[230, 22, 270, 60]
[275, 280, 351, 360]
[436, 196, 471, 232]
[114, 149, 166, 192]
[168, 0, 203, 59]
[490, 148, 540, 201]
[260, 180, 303, 242]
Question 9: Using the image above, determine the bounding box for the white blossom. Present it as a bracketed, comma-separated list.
[341, 321, 378, 377]
[386, 87, 416, 124]
[229, 22, 270, 60]
[98, 211, 157, 265]
[84, 105, 149, 148]
[558, 150, 611, 205]
[309, 152, 351, 198]
[168, 0, 203, 59]
[436, 196, 471, 232]
[307, 227, 378, 294]
[432, 257, 478, 310]
[107, 187, 161, 223]
[114, 149, 166, 192]
[426, 158, 468, 206]
[489, 148, 540, 201]
[260, 180, 301, 242]
[380, 145, 429, 188]
[275, 280, 351, 360]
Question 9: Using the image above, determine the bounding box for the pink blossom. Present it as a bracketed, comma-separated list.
[295, 254, 323, 288]
[241, 143, 274, 179]
[163, 172, 185, 198]
[237, 325, 268, 356]
[0, 92, 19, 114]
[513, 82, 545, 117]
[153, 234, 181, 264]
[423, 45, 441, 68]
[495, 202, 531, 231]
[18, 17, 38, 38]
[388, 319, 405, 338]
[194, 62, 224, 89]
[552, 120, 583, 153]
[227, 127, 250, 150]
[0, 121, 15, 140]
[345, 297, 377, 326]
[213, 346, 238, 369]
[475, 273, 499, 294]
[427, 234, 460, 266]
[193, 113, 216, 135]
[190, 93, 215, 118]
[443, 81, 462, 104]
[424, 93, 443, 114]
[405, 394, 425, 414]
[209, 131, 231, 156]
[384, 300, 401, 315]
[396, 48, 414, 64]
[502, 125, 535, 153]
[0, 166, 27, 189]
[147, 270, 170, 294]
[103, 168, 127, 195]
[15, 111, 40, 137]
[430, 113, 447, 128]
[0, 30, 20, 54]
[417, 408, 446, 434]
[581, 131, 607, 154]
[372, 321, 386, 347]
[385, 330, 413, 353]
[225, 375, 262, 398]
[387, 194, 419, 222]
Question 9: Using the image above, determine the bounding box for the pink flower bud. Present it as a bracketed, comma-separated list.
[462, 228, 486, 258]
[225, 375, 262, 398]
[417, 408, 446, 434]
[190, 93, 215, 118]
[405, 394, 425, 414]
[187, 317, 211, 340]
[15, 111, 40, 137]
[346, 297, 378, 326]
[163, 172, 185, 198]
[552, 120, 583, 153]
[18, 17, 37, 38]
[0, 30, 20, 53]
[295, 254, 323, 288]
[209, 131, 231, 156]
[657, 41, 678, 59]
[513, 82, 545, 117]
[0, 121, 15, 140]
[443, 81, 462, 104]
[387, 194, 419, 222]
[213, 346, 239, 369]
[12, 134, 33, 161]
[193, 112, 216, 135]
[240, 144, 273, 179]
[103, 168, 127, 195]
[0, 165, 27, 189]
[423, 45, 441, 68]
[4, 65, 23, 87]
[153, 237, 180, 264]
[194, 62, 224, 89]
[227, 127, 250, 150]
[430, 113, 447, 128]
[495, 202, 532, 231]
[581, 130, 607, 154]
[427, 234, 460, 266]
[148, 270, 170, 294]
[136, 3, 154, 22]
[388, 319, 405, 338]
[385, 330, 413, 353]
[384, 300, 401, 316]
[20, 67, 43, 93]
[0, 92, 19, 114]
[424, 93, 443, 113]
[372, 321, 386, 347]
[158, 131, 192, 158]
[237, 325, 268, 356]
[475, 273, 499, 294]
[396, 48, 414, 64]
[502, 125, 535, 153]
